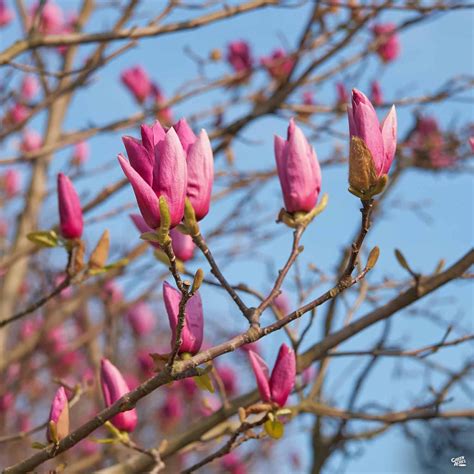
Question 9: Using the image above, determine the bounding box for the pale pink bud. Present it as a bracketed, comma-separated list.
[348, 89, 397, 176]
[226, 41, 253, 76]
[261, 48, 295, 81]
[274, 118, 322, 213]
[370, 80, 383, 106]
[71, 141, 89, 165]
[163, 281, 203, 355]
[0, 0, 14, 27]
[20, 129, 42, 153]
[100, 358, 138, 432]
[127, 301, 155, 336]
[121, 66, 152, 104]
[372, 23, 400, 63]
[47, 386, 69, 442]
[20, 75, 39, 101]
[57, 173, 83, 239]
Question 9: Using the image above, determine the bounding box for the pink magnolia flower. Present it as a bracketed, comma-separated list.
[159, 391, 184, 430]
[302, 91, 314, 106]
[121, 66, 152, 104]
[71, 141, 89, 166]
[218, 365, 237, 397]
[0, 392, 14, 412]
[127, 301, 155, 336]
[174, 118, 214, 220]
[47, 386, 69, 442]
[20, 129, 42, 153]
[5, 103, 29, 125]
[261, 48, 295, 81]
[409, 116, 456, 169]
[221, 452, 247, 474]
[370, 80, 383, 106]
[151, 83, 173, 125]
[348, 88, 397, 176]
[100, 358, 138, 432]
[470, 137, 474, 152]
[163, 281, 203, 355]
[248, 343, 296, 407]
[137, 349, 154, 376]
[57, 173, 83, 239]
[336, 82, 349, 105]
[119, 123, 187, 229]
[226, 41, 253, 77]
[274, 118, 322, 213]
[0, 0, 13, 27]
[29, 1, 64, 35]
[3, 169, 20, 197]
[20, 75, 39, 101]
[372, 23, 400, 63]
[103, 280, 123, 303]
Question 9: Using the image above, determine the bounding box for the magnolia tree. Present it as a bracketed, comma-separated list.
[0, 1, 473, 473]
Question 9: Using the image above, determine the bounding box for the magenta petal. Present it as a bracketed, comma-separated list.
[248, 350, 271, 403]
[170, 228, 195, 261]
[174, 118, 197, 152]
[118, 154, 160, 229]
[186, 130, 214, 221]
[381, 105, 397, 175]
[122, 136, 154, 185]
[163, 281, 203, 354]
[100, 359, 138, 432]
[57, 173, 83, 239]
[141, 121, 166, 154]
[153, 128, 187, 227]
[269, 343, 296, 407]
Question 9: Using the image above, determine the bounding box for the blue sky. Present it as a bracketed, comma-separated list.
[1, 1, 473, 473]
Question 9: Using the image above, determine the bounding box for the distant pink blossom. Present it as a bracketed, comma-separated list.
[261, 48, 295, 81]
[372, 23, 400, 63]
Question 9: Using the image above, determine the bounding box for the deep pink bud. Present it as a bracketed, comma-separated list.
[336, 82, 348, 105]
[57, 173, 83, 239]
[100, 358, 138, 432]
[0, 392, 14, 412]
[163, 281, 203, 354]
[370, 80, 383, 106]
[3, 169, 20, 197]
[218, 365, 237, 396]
[71, 141, 89, 165]
[47, 386, 69, 442]
[249, 344, 296, 406]
[269, 343, 296, 407]
[0, 1, 14, 27]
[151, 83, 173, 125]
[186, 129, 214, 220]
[29, 1, 64, 35]
[372, 23, 400, 63]
[274, 118, 322, 213]
[174, 118, 197, 152]
[20, 129, 42, 153]
[20, 75, 39, 101]
[152, 127, 188, 227]
[261, 48, 295, 81]
[127, 301, 155, 336]
[226, 41, 253, 75]
[120, 66, 152, 104]
[6, 103, 29, 125]
[348, 89, 397, 176]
